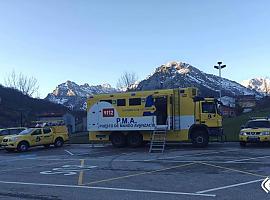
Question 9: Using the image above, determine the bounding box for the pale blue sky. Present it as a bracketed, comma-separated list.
[0, 0, 269, 97]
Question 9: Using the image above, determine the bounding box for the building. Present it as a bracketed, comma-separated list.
[221, 105, 236, 117]
[236, 95, 256, 109]
[37, 111, 87, 134]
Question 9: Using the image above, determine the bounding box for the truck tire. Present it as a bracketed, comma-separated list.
[54, 138, 64, 148]
[239, 141, 246, 147]
[111, 132, 127, 148]
[127, 132, 143, 147]
[17, 141, 29, 152]
[191, 130, 209, 148]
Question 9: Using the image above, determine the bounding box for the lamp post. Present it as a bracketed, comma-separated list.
[214, 61, 226, 101]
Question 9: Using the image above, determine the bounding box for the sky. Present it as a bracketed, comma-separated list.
[0, 0, 269, 98]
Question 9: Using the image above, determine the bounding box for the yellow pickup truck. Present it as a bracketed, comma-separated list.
[0, 127, 26, 144]
[239, 118, 270, 147]
[1, 126, 69, 152]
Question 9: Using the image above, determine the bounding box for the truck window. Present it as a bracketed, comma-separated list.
[9, 129, 24, 135]
[31, 129, 42, 135]
[117, 99, 126, 106]
[245, 120, 270, 128]
[202, 102, 216, 113]
[129, 98, 141, 106]
[43, 128, 52, 134]
[100, 100, 112, 104]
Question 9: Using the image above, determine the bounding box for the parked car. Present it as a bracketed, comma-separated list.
[239, 118, 270, 147]
[1, 126, 69, 152]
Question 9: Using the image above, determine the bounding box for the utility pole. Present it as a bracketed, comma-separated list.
[214, 61, 226, 101]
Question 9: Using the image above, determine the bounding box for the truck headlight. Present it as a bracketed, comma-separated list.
[261, 132, 270, 135]
[240, 132, 246, 136]
[9, 137, 19, 142]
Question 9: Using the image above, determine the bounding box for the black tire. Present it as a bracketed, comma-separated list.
[54, 138, 64, 148]
[17, 141, 29, 152]
[191, 130, 209, 148]
[44, 144, 51, 148]
[240, 141, 247, 147]
[111, 132, 127, 148]
[127, 132, 143, 147]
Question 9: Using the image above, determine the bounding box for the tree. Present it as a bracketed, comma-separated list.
[263, 77, 270, 96]
[4, 70, 39, 97]
[117, 72, 138, 91]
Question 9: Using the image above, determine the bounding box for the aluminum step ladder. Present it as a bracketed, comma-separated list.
[149, 125, 168, 153]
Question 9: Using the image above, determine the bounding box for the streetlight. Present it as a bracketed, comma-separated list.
[214, 61, 226, 100]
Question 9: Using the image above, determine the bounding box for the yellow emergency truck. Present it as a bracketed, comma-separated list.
[1, 125, 69, 152]
[87, 87, 223, 149]
[239, 118, 270, 147]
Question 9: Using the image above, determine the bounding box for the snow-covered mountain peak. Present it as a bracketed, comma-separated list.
[46, 81, 118, 110]
[156, 61, 191, 75]
[137, 61, 262, 98]
[241, 77, 270, 94]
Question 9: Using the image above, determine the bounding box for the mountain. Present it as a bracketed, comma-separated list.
[0, 85, 67, 128]
[241, 77, 270, 95]
[136, 61, 262, 98]
[46, 61, 262, 110]
[45, 81, 118, 110]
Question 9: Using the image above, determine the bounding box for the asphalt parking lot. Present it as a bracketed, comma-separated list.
[0, 143, 269, 200]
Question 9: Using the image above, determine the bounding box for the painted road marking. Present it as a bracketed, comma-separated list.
[196, 179, 264, 194]
[0, 180, 216, 197]
[199, 162, 267, 178]
[40, 164, 96, 176]
[226, 155, 270, 163]
[26, 158, 270, 164]
[65, 150, 74, 156]
[83, 162, 196, 185]
[0, 160, 75, 174]
[78, 159, 85, 185]
[154, 149, 239, 160]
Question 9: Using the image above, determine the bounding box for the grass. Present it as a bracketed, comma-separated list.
[223, 107, 270, 141]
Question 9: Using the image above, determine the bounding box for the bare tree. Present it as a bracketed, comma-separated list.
[4, 70, 39, 97]
[117, 72, 138, 91]
[263, 77, 270, 96]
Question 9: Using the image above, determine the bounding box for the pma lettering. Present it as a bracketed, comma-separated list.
[116, 118, 136, 124]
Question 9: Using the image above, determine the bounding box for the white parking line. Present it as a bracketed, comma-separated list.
[0, 160, 74, 173]
[0, 180, 216, 197]
[65, 150, 74, 156]
[196, 179, 264, 194]
[226, 155, 270, 163]
[155, 149, 239, 160]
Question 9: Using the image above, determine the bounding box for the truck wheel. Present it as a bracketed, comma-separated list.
[111, 132, 127, 148]
[191, 130, 209, 148]
[240, 142, 246, 147]
[54, 138, 64, 148]
[17, 141, 29, 152]
[127, 132, 143, 147]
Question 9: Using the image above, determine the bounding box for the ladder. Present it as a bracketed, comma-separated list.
[149, 125, 168, 153]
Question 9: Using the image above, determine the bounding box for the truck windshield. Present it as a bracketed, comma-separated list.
[245, 120, 270, 128]
[19, 128, 33, 135]
[202, 102, 216, 113]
